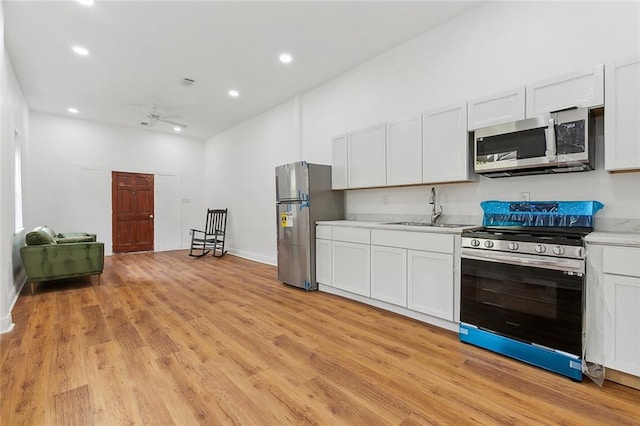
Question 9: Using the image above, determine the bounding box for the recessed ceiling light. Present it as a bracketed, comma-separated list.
[68, 107, 79, 114]
[228, 89, 240, 98]
[72, 46, 89, 56]
[173, 127, 182, 132]
[76, 0, 95, 6]
[279, 53, 293, 64]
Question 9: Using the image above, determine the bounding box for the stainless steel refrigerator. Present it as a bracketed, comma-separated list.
[276, 161, 344, 290]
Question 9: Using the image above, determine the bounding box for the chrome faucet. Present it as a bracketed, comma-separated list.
[429, 187, 443, 224]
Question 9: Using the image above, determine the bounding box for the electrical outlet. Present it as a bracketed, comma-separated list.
[519, 192, 530, 201]
[383, 195, 390, 205]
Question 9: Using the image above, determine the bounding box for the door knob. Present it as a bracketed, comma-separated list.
[149, 215, 154, 218]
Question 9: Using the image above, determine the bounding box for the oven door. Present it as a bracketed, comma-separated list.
[461, 249, 584, 356]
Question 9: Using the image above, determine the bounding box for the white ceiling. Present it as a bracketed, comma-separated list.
[4, 1, 480, 139]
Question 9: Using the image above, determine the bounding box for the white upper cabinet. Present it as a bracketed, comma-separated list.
[468, 64, 604, 130]
[386, 116, 422, 186]
[422, 103, 473, 184]
[526, 64, 604, 117]
[331, 134, 348, 190]
[331, 134, 348, 189]
[348, 123, 386, 188]
[467, 87, 526, 130]
[605, 56, 640, 172]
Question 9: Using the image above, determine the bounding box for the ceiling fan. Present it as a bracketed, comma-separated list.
[140, 106, 188, 129]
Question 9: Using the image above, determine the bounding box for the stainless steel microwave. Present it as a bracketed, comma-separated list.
[474, 108, 594, 177]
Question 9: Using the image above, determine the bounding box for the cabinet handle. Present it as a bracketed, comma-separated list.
[545, 118, 557, 162]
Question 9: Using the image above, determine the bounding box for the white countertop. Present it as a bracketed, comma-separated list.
[316, 220, 477, 234]
[585, 231, 640, 247]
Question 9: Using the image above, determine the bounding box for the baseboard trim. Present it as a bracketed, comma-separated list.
[606, 368, 640, 390]
[2, 275, 26, 334]
[11, 276, 26, 308]
[0, 312, 15, 334]
[227, 249, 276, 266]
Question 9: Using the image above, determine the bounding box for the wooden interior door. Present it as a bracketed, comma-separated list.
[112, 171, 154, 253]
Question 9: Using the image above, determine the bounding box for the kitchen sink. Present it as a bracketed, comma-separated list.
[383, 222, 471, 228]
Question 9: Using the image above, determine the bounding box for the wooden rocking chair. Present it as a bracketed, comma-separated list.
[189, 208, 228, 258]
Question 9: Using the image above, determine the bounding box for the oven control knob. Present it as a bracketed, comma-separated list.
[484, 240, 494, 248]
[535, 244, 546, 253]
[508, 242, 519, 251]
[471, 239, 480, 247]
[553, 246, 565, 256]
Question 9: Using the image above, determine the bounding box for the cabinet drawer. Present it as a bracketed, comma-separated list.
[603, 247, 640, 277]
[332, 226, 371, 244]
[316, 225, 332, 240]
[371, 229, 453, 253]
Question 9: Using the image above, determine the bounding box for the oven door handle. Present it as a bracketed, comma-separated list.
[461, 248, 585, 274]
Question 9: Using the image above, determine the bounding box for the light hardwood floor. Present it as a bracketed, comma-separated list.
[2, 250, 639, 425]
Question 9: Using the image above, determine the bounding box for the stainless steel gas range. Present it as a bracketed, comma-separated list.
[458, 200, 603, 381]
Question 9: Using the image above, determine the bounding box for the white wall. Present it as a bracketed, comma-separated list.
[25, 112, 206, 255]
[300, 1, 640, 226]
[204, 98, 300, 264]
[1, 2, 30, 333]
[205, 1, 640, 265]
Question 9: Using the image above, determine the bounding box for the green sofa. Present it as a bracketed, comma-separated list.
[20, 225, 105, 294]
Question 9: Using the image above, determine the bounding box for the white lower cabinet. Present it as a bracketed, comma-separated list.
[586, 242, 640, 380]
[332, 240, 371, 297]
[315, 238, 332, 286]
[601, 274, 640, 376]
[317, 225, 459, 331]
[600, 246, 640, 377]
[407, 249, 454, 321]
[371, 245, 407, 307]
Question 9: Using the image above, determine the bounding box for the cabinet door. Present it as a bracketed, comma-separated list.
[348, 123, 386, 188]
[332, 241, 370, 297]
[407, 250, 454, 321]
[386, 116, 422, 186]
[602, 274, 640, 376]
[316, 238, 332, 286]
[584, 243, 605, 365]
[605, 56, 640, 171]
[371, 245, 407, 307]
[526, 64, 604, 117]
[467, 87, 526, 130]
[331, 134, 348, 189]
[422, 103, 472, 184]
